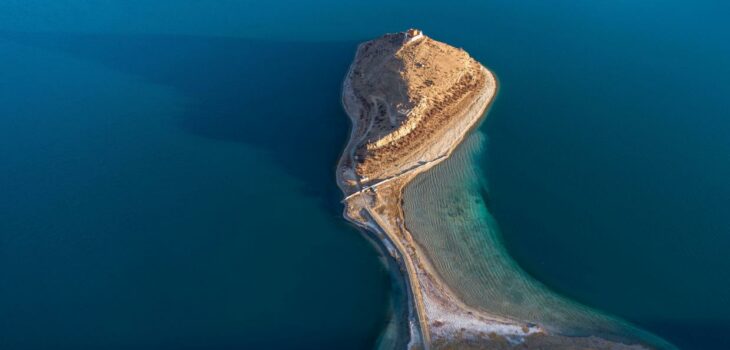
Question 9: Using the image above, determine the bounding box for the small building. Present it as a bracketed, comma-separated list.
[404, 29, 424, 44]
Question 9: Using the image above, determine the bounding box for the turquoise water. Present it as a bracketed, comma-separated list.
[1, 1, 729, 349]
[404, 131, 671, 348]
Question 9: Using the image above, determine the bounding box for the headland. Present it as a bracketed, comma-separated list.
[337, 29, 659, 349]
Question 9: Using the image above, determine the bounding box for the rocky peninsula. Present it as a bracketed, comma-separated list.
[337, 30, 656, 349]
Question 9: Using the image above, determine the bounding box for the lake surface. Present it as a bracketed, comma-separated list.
[0, 34, 394, 349]
[1, 1, 729, 349]
[403, 132, 670, 348]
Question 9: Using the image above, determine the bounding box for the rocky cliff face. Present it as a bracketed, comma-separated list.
[340, 29, 496, 189]
[337, 31, 665, 350]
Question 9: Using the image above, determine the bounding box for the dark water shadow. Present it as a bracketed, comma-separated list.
[2, 32, 360, 214]
[0, 32, 398, 349]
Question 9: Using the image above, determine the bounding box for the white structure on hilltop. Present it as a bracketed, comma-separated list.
[404, 28, 424, 44]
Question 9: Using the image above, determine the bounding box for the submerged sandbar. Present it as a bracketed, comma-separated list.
[337, 29, 669, 349]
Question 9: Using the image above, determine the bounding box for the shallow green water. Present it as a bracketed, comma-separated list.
[1, 1, 729, 349]
[403, 131, 672, 348]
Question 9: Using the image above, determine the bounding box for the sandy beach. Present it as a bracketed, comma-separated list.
[335, 29, 536, 347]
[336, 30, 655, 349]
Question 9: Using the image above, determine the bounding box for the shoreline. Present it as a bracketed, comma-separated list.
[335, 37, 538, 347]
[335, 30, 662, 349]
[335, 44, 422, 348]
[349, 216, 416, 350]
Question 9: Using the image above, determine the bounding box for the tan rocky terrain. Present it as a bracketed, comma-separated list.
[337, 30, 655, 349]
[339, 29, 495, 190]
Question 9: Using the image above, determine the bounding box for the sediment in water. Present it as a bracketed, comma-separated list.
[337, 29, 674, 349]
[402, 130, 675, 348]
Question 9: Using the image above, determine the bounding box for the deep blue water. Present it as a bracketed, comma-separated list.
[478, 4, 730, 349]
[0, 34, 391, 349]
[1, 1, 729, 349]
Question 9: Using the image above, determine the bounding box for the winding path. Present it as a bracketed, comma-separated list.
[342, 153, 448, 201]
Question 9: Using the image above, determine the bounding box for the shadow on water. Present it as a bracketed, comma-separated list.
[2, 32, 360, 213]
[0, 32, 396, 350]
